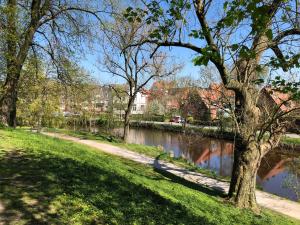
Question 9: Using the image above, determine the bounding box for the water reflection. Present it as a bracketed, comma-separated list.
[123, 127, 300, 201]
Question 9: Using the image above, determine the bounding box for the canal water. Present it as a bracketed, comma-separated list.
[118, 127, 300, 201]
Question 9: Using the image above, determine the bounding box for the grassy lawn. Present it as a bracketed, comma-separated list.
[44, 128, 227, 180]
[282, 136, 300, 145]
[0, 129, 299, 224]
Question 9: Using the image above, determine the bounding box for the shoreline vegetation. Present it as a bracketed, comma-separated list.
[0, 128, 299, 224]
[129, 121, 300, 148]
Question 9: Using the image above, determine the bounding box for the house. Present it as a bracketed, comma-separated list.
[109, 84, 150, 117]
[259, 87, 299, 112]
[196, 84, 234, 120]
[148, 80, 177, 102]
[259, 87, 300, 132]
[131, 89, 149, 115]
[148, 81, 234, 121]
[93, 85, 113, 113]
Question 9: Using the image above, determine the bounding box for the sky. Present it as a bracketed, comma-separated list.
[77, 0, 300, 87]
[79, 43, 201, 86]
[76, 0, 217, 86]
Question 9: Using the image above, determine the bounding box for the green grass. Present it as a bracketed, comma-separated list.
[282, 137, 300, 145]
[0, 129, 299, 224]
[44, 128, 228, 180]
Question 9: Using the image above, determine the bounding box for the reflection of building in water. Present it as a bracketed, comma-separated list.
[193, 141, 233, 164]
[257, 150, 292, 181]
[127, 128, 296, 183]
[177, 135, 234, 176]
[125, 128, 300, 201]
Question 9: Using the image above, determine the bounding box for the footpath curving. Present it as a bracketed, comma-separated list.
[42, 132, 300, 221]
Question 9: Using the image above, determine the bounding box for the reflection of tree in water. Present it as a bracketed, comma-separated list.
[123, 128, 300, 200]
[283, 157, 300, 201]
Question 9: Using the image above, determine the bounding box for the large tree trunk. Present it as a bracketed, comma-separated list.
[227, 85, 266, 211]
[0, 0, 41, 127]
[0, 73, 19, 127]
[0, 0, 18, 127]
[228, 140, 262, 212]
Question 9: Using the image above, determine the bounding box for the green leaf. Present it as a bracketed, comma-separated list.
[266, 29, 273, 40]
[230, 44, 239, 51]
[192, 56, 209, 66]
[223, 1, 228, 10]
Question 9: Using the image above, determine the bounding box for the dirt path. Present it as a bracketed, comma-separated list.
[43, 132, 300, 220]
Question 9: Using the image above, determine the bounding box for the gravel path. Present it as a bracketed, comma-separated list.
[43, 132, 300, 220]
[286, 133, 300, 138]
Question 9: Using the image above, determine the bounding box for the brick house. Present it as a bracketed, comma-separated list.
[148, 81, 234, 121]
[259, 87, 300, 132]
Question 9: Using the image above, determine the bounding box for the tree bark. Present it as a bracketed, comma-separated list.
[228, 140, 262, 212]
[123, 109, 130, 141]
[227, 85, 265, 211]
[123, 94, 135, 141]
[0, 0, 43, 127]
[0, 72, 20, 127]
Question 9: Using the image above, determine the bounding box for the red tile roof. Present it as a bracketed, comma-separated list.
[264, 87, 298, 112]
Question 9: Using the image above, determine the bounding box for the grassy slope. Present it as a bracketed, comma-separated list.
[1, 129, 298, 225]
[45, 128, 225, 180]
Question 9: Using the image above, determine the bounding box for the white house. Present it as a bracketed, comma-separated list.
[131, 89, 148, 114]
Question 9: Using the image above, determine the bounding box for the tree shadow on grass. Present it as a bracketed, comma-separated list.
[0, 149, 214, 225]
[153, 167, 226, 198]
[153, 156, 227, 197]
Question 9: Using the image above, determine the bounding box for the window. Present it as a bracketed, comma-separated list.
[141, 105, 145, 111]
[132, 104, 137, 111]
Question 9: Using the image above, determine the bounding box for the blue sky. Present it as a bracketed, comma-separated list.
[77, 0, 299, 86]
[79, 44, 201, 85]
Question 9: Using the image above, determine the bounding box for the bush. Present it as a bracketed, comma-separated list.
[191, 120, 220, 126]
[96, 117, 109, 127]
[187, 116, 194, 123]
[130, 114, 165, 122]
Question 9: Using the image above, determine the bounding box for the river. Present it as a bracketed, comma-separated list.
[115, 127, 300, 201]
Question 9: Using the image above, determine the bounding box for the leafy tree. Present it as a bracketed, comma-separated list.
[17, 57, 63, 128]
[0, 0, 105, 127]
[146, 99, 166, 115]
[125, 0, 300, 211]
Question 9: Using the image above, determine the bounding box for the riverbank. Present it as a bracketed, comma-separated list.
[42, 131, 300, 221]
[44, 128, 230, 181]
[130, 121, 300, 147]
[1, 129, 298, 224]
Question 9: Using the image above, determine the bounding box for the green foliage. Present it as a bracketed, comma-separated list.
[192, 47, 220, 66]
[130, 114, 165, 122]
[125, 0, 300, 84]
[17, 57, 63, 127]
[271, 76, 300, 100]
[187, 116, 194, 123]
[193, 55, 209, 66]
